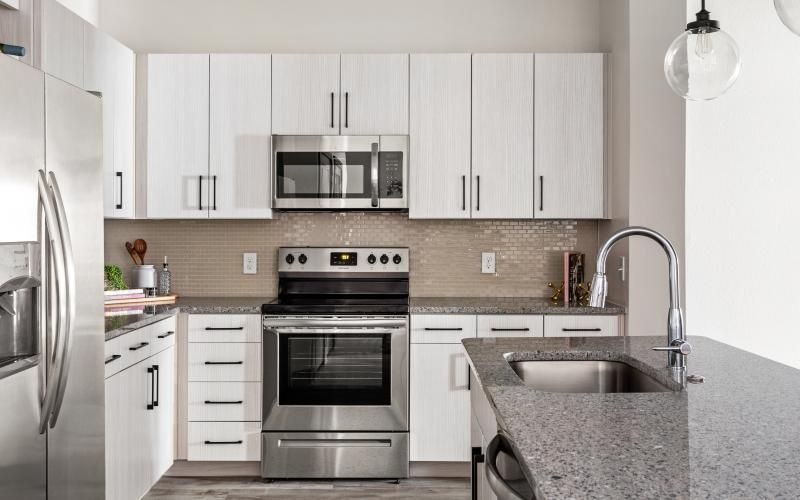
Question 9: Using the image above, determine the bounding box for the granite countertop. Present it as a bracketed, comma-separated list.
[462, 335, 800, 499]
[410, 297, 625, 315]
[105, 305, 178, 341]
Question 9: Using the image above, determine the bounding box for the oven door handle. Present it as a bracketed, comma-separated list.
[263, 318, 407, 329]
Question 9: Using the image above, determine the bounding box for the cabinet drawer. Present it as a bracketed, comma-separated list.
[188, 314, 262, 343]
[188, 382, 261, 422]
[148, 316, 177, 354]
[188, 343, 261, 381]
[543, 315, 620, 337]
[410, 314, 477, 344]
[187, 422, 261, 461]
[104, 328, 152, 378]
[477, 315, 544, 338]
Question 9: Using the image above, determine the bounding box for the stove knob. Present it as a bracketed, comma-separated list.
[380, 254, 389, 265]
[285, 254, 294, 265]
[393, 254, 402, 265]
[367, 254, 377, 265]
[298, 254, 308, 264]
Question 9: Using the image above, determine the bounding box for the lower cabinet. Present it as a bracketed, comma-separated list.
[543, 314, 620, 337]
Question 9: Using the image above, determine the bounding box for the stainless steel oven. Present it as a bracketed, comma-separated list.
[272, 136, 408, 210]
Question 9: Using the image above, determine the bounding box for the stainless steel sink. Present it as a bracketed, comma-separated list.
[507, 360, 672, 393]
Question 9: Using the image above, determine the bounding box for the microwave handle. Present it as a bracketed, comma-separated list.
[370, 142, 379, 208]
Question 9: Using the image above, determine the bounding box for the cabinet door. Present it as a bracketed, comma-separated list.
[471, 54, 534, 219]
[209, 54, 272, 218]
[409, 54, 471, 219]
[543, 315, 620, 337]
[410, 343, 471, 462]
[41, 0, 84, 89]
[145, 54, 209, 218]
[340, 54, 408, 135]
[535, 54, 606, 219]
[477, 315, 544, 338]
[150, 346, 175, 482]
[272, 54, 340, 135]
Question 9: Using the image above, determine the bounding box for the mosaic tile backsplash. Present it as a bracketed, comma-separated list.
[104, 213, 599, 298]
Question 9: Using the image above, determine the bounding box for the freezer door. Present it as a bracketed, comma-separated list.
[44, 75, 105, 500]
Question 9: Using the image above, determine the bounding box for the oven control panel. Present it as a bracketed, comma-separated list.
[279, 247, 409, 273]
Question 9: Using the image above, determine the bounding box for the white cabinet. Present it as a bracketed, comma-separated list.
[410, 314, 477, 344]
[471, 53, 534, 219]
[340, 54, 408, 135]
[409, 54, 472, 219]
[150, 346, 176, 480]
[40, 0, 84, 88]
[543, 315, 620, 337]
[477, 315, 544, 338]
[535, 53, 607, 219]
[84, 26, 136, 218]
[470, 370, 498, 500]
[209, 53, 272, 218]
[143, 54, 210, 218]
[272, 54, 340, 135]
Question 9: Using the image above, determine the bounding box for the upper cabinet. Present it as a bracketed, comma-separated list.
[535, 53, 608, 219]
[471, 54, 534, 219]
[272, 54, 408, 135]
[40, 0, 84, 88]
[409, 54, 471, 219]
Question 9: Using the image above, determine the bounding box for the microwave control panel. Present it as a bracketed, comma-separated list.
[379, 152, 403, 198]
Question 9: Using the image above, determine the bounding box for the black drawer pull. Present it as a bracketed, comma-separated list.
[104, 354, 122, 365]
[204, 327, 244, 331]
[204, 440, 243, 445]
[153, 365, 160, 407]
[424, 327, 463, 331]
[204, 400, 243, 405]
[204, 361, 243, 365]
[491, 328, 530, 332]
[562, 328, 602, 332]
[158, 331, 175, 339]
[129, 341, 149, 351]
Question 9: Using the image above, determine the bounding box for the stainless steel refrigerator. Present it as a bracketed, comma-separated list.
[0, 54, 104, 499]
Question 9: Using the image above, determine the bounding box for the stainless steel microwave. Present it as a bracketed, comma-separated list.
[272, 135, 408, 210]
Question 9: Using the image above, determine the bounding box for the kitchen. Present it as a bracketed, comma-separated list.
[1, 0, 799, 499]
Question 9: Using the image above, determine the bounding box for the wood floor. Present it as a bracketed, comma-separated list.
[144, 476, 470, 499]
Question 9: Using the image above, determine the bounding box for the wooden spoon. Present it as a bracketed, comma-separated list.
[125, 241, 142, 265]
[133, 239, 147, 264]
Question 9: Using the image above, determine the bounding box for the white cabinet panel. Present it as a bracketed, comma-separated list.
[145, 54, 210, 218]
[188, 343, 262, 382]
[187, 314, 262, 343]
[543, 315, 620, 337]
[409, 54, 471, 219]
[410, 314, 477, 344]
[187, 422, 261, 461]
[410, 343, 471, 462]
[272, 54, 340, 135]
[210, 54, 272, 219]
[41, 0, 84, 88]
[535, 53, 607, 219]
[188, 382, 261, 422]
[150, 346, 176, 481]
[477, 315, 544, 338]
[148, 315, 177, 355]
[471, 53, 534, 219]
[104, 328, 151, 378]
[340, 54, 408, 135]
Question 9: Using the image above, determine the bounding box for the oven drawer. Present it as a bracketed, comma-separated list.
[261, 432, 409, 479]
[188, 314, 261, 343]
[188, 343, 262, 381]
[188, 382, 261, 422]
[187, 422, 261, 461]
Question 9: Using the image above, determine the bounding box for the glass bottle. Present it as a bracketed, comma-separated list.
[158, 256, 172, 296]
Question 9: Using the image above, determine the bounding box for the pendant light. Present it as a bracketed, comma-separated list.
[664, 0, 741, 101]
[775, 0, 800, 36]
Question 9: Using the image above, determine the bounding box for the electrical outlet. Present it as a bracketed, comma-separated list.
[481, 252, 496, 274]
[243, 253, 257, 274]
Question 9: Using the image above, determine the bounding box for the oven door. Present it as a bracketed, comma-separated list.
[262, 316, 408, 432]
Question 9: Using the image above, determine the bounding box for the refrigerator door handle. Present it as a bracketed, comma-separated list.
[36, 170, 68, 435]
[46, 171, 76, 429]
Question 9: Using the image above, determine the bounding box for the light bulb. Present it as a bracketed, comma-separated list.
[775, 0, 800, 36]
[694, 28, 715, 59]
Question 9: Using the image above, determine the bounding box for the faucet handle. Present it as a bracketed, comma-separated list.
[652, 339, 692, 356]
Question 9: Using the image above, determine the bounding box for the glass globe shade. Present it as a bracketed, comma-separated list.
[775, 0, 800, 36]
[664, 27, 741, 101]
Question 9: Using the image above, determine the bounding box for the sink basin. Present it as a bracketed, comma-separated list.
[507, 360, 672, 393]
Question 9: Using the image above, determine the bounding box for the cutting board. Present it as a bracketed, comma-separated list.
[104, 294, 178, 306]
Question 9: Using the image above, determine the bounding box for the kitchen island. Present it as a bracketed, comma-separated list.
[463, 335, 800, 499]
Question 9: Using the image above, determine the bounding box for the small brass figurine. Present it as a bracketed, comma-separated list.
[574, 281, 593, 307]
[546, 281, 564, 304]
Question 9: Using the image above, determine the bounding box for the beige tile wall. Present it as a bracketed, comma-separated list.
[104, 213, 598, 298]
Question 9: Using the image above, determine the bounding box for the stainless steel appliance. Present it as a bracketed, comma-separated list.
[261, 247, 410, 479]
[273, 136, 408, 210]
[0, 55, 104, 499]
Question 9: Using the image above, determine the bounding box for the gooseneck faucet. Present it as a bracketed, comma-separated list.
[589, 226, 691, 381]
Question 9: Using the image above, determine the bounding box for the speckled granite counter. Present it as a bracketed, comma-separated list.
[410, 297, 625, 315]
[463, 336, 800, 499]
[105, 305, 178, 341]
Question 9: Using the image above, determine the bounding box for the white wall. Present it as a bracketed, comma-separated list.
[56, 0, 97, 25]
[99, 0, 601, 53]
[686, 0, 800, 368]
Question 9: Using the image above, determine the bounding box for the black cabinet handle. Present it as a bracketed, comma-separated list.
[115, 172, 123, 209]
[0, 43, 26, 57]
[476, 175, 480, 211]
[471, 447, 485, 500]
[462, 175, 466, 211]
[204, 440, 243, 445]
[158, 331, 175, 339]
[204, 326, 244, 331]
[204, 361, 243, 365]
[424, 327, 463, 331]
[153, 365, 160, 407]
[539, 175, 544, 212]
[147, 367, 155, 410]
[562, 327, 602, 332]
[212, 175, 217, 211]
[344, 92, 349, 128]
[104, 354, 122, 365]
[129, 341, 149, 351]
[198, 175, 204, 211]
[330, 92, 335, 128]
[491, 328, 530, 332]
[204, 400, 243, 405]
[467, 365, 471, 391]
